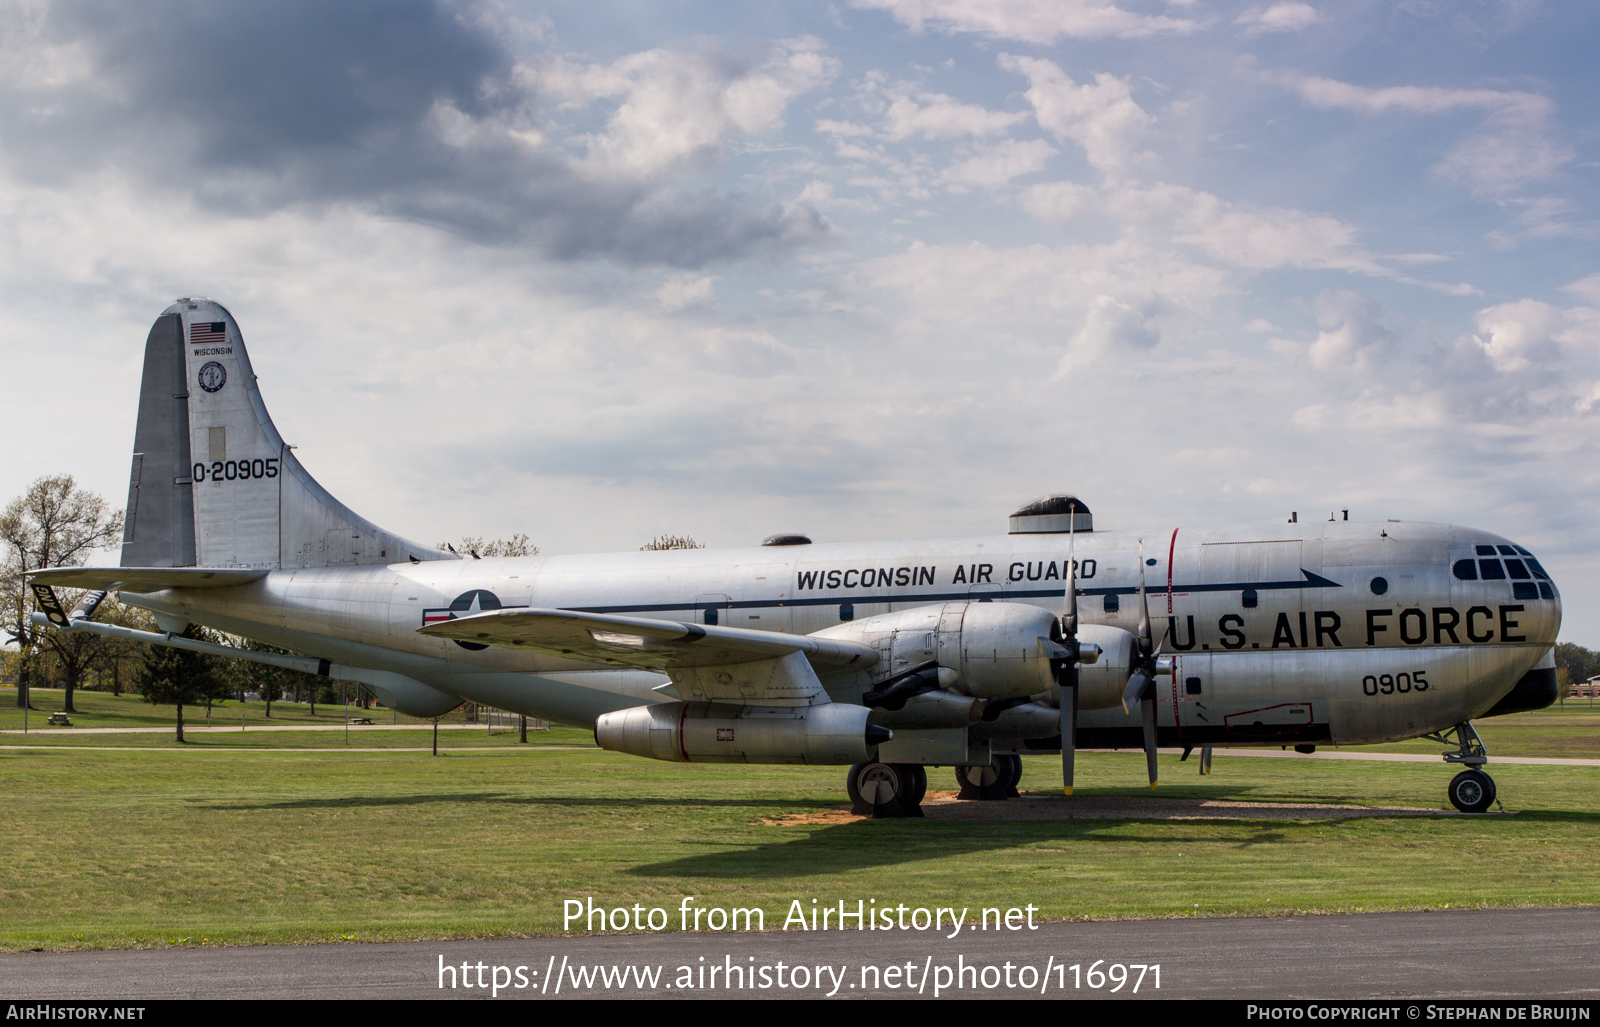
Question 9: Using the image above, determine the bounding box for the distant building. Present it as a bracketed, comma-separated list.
[1573, 676, 1600, 699]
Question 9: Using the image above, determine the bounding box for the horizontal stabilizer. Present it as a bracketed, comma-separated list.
[419, 608, 880, 673]
[27, 566, 268, 592]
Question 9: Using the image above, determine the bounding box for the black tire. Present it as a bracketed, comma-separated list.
[903, 764, 928, 807]
[1001, 753, 1023, 793]
[846, 762, 867, 807]
[1448, 769, 1496, 813]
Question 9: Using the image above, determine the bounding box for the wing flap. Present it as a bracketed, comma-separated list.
[26, 567, 269, 591]
[417, 607, 879, 673]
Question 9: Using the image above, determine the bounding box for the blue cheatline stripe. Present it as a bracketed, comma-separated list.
[565, 568, 1342, 617]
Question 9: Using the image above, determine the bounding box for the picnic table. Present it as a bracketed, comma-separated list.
[47, 713, 72, 726]
[349, 717, 374, 725]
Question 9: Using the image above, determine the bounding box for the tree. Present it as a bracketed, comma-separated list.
[1, 475, 124, 710]
[131, 626, 231, 742]
[435, 534, 538, 559]
[641, 534, 704, 551]
[224, 637, 323, 718]
[1555, 643, 1599, 691]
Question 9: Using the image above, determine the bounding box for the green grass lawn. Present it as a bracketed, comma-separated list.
[0, 744, 1595, 952]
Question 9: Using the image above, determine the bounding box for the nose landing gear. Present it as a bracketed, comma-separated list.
[1425, 721, 1502, 814]
[1447, 769, 1496, 814]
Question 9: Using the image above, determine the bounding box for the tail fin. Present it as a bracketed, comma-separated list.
[121, 298, 453, 570]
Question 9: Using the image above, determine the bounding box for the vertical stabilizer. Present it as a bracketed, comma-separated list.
[121, 298, 453, 570]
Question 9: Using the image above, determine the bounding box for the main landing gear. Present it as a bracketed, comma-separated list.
[847, 761, 928, 818]
[845, 754, 1024, 817]
[1425, 721, 1501, 814]
[955, 754, 1021, 800]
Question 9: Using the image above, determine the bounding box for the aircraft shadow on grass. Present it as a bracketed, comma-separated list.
[627, 819, 1298, 879]
[197, 794, 853, 812]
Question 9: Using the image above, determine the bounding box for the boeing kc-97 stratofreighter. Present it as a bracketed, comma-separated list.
[29, 299, 1562, 816]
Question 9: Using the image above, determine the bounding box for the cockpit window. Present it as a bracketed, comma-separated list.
[1452, 559, 1478, 581]
[1496, 544, 1517, 556]
[1504, 558, 1531, 579]
[1513, 545, 1532, 556]
[1476, 544, 1497, 556]
[1479, 559, 1506, 580]
[1526, 558, 1550, 580]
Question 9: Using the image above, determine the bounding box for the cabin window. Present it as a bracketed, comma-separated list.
[1241, 588, 1258, 609]
[839, 602, 854, 622]
[1185, 677, 1202, 695]
[704, 606, 719, 626]
[1103, 593, 1120, 613]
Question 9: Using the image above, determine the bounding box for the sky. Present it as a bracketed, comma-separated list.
[1, 0, 1597, 643]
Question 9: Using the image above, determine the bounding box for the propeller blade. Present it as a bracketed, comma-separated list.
[1061, 502, 1079, 797]
[1060, 682, 1077, 796]
[1063, 502, 1078, 636]
[1120, 669, 1150, 715]
[1141, 693, 1159, 789]
[1135, 540, 1152, 656]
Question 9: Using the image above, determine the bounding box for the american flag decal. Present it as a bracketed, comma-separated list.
[189, 321, 226, 345]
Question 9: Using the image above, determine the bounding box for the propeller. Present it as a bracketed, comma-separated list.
[1119, 540, 1162, 790]
[1060, 504, 1080, 796]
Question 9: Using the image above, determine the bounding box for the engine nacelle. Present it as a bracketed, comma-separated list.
[1074, 624, 1136, 710]
[816, 601, 1064, 700]
[595, 701, 881, 765]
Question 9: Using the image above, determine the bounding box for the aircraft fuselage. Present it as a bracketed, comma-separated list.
[124, 517, 1559, 749]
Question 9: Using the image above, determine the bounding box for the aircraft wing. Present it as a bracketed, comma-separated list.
[418, 608, 879, 673]
[25, 567, 269, 591]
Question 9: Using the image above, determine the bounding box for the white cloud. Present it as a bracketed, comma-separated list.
[1237, 3, 1320, 33]
[1019, 180, 1098, 222]
[938, 138, 1056, 190]
[852, 0, 1197, 41]
[1306, 291, 1399, 374]
[1266, 71, 1570, 195]
[882, 90, 1026, 139]
[1472, 296, 1600, 382]
[552, 39, 840, 179]
[861, 237, 1227, 376]
[656, 274, 717, 311]
[1023, 178, 1386, 276]
[1000, 55, 1152, 176]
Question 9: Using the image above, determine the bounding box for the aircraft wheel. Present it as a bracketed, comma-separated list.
[903, 764, 928, 808]
[955, 762, 1008, 801]
[998, 753, 1022, 797]
[848, 761, 907, 817]
[1447, 769, 1496, 813]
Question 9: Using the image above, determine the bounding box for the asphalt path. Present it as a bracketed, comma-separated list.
[2, 908, 1595, 1000]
